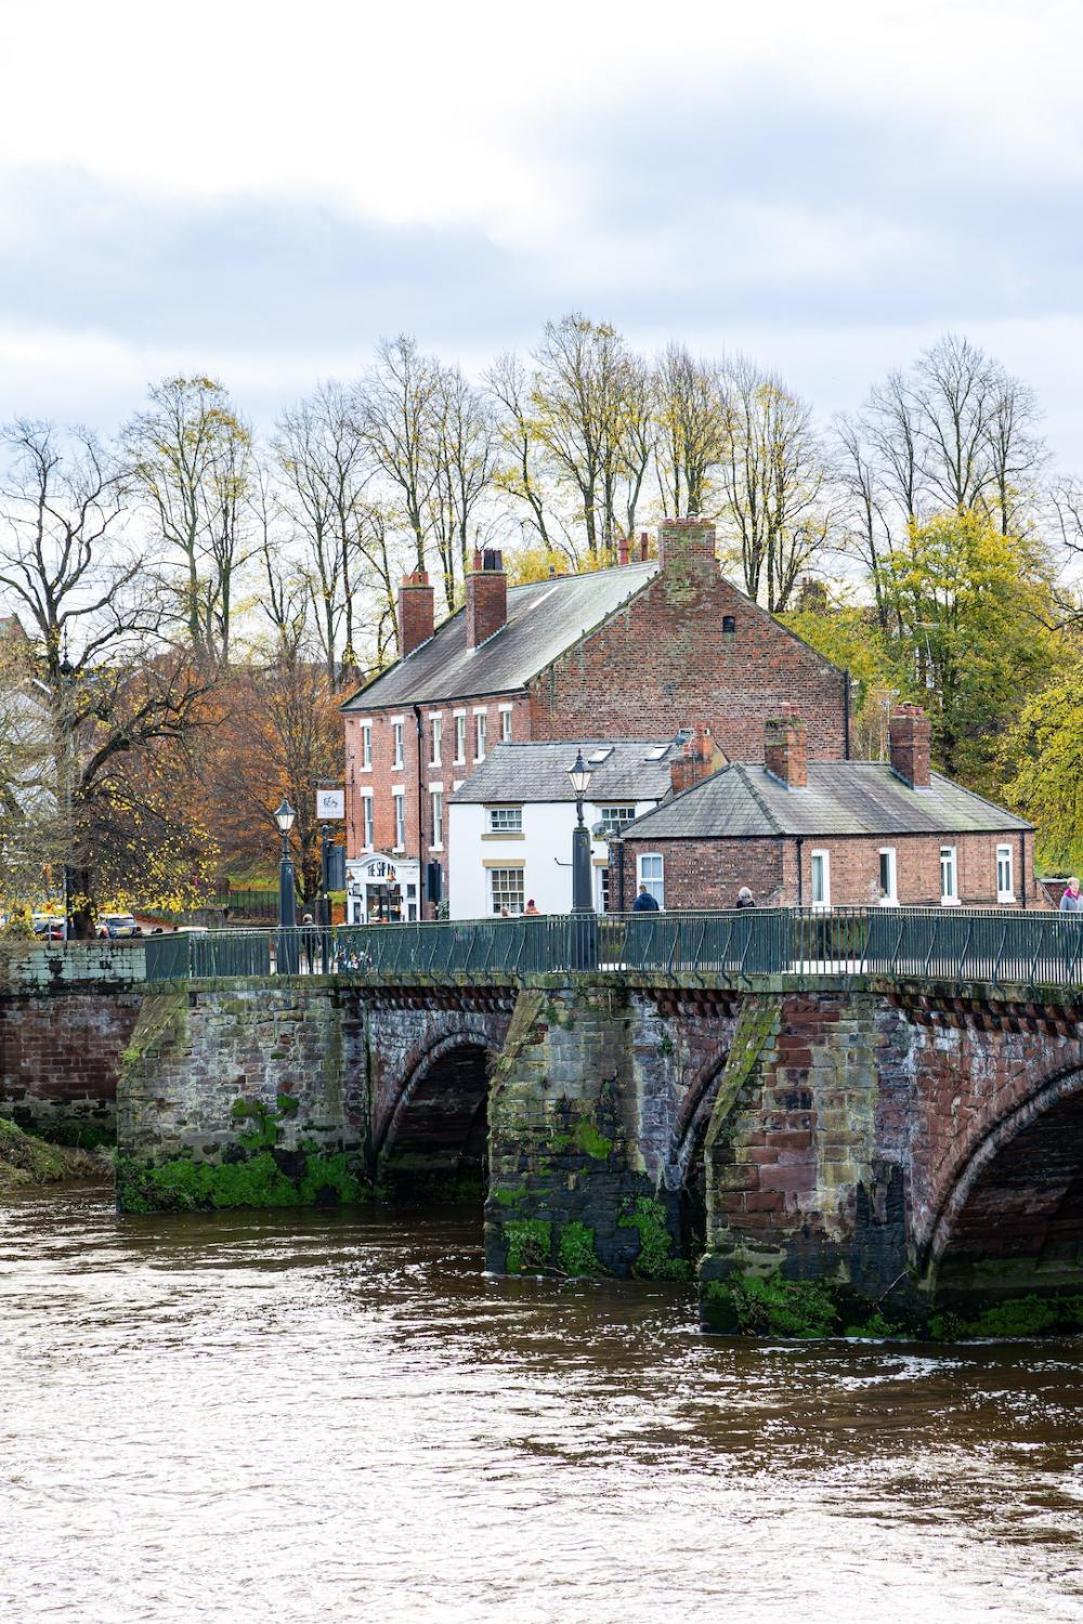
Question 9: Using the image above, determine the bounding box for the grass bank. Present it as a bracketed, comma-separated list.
[0, 1117, 107, 1194]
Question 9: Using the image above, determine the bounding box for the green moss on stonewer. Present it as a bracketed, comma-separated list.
[116, 1147, 367, 1214]
[505, 1219, 552, 1274]
[703, 1271, 838, 1338]
[619, 1196, 691, 1280]
[557, 1221, 601, 1277]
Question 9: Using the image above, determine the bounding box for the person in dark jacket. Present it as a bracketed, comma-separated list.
[1060, 878, 1083, 912]
[632, 883, 660, 912]
[735, 887, 755, 909]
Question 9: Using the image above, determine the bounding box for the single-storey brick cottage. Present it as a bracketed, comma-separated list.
[611, 706, 1040, 912]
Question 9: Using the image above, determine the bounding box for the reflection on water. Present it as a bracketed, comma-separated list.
[2, 1186, 1082, 1622]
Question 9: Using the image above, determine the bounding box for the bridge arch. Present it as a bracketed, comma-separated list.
[667, 1044, 732, 1252]
[922, 1063, 1083, 1301]
[376, 1032, 497, 1198]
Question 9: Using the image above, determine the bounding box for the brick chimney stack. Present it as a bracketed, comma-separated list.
[466, 548, 508, 650]
[670, 723, 717, 795]
[889, 704, 932, 788]
[397, 569, 435, 656]
[617, 536, 630, 567]
[659, 517, 716, 570]
[764, 705, 808, 789]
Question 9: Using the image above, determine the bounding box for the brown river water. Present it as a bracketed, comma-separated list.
[2, 1185, 1083, 1623]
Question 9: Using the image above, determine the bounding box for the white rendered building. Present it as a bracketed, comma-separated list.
[447, 739, 701, 918]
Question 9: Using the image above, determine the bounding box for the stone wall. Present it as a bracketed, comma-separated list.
[0, 944, 145, 1142]
[116, 978, 369, 1211]
[0, 987, 141, 1142]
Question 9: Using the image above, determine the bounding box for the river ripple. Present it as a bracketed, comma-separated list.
[1, 1186, 1082, 1623]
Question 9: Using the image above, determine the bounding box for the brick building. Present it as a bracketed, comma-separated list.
[613, 706, 1040, 912]
[340, 521, 849, 921]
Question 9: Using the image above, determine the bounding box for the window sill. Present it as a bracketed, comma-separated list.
[481, 831, 524, 841]
[996, 893, 1015, 905]
[429, 844, 444, 853]
[941, 897, 960, 906]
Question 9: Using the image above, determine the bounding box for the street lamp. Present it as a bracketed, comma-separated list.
[274, 798, 298, 972]
[567, 750, 594, 914]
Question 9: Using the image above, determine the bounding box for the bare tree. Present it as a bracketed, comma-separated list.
[716, 359, 832, 611]
[274, 385, 371, 684]
[529, 313, 641, 558]
[834, 413, 894, 629]
[0, 420, 212, 929]
[357, 336, 442, 574]
[487, 351, 555, 550]
[426, 365, 497, 609]
[653, 344, 726, 517]
[124, 376, 253, 667]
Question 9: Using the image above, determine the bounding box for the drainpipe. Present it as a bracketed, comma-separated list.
[1019, 829, 1027, 909]
[412, 704, 425, 918]
[843, 669, 851, 761]
[795, 837, 803, 907]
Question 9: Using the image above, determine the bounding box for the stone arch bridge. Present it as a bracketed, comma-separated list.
[5, 916, 1083, 1324]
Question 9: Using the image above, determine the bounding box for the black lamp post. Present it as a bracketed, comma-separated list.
[566, 750, 597, 969]
[275, 797, 298, 973]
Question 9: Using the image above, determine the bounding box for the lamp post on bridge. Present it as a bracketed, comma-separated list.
[567, 750, 597, 969]
[275, 797, 298, 974]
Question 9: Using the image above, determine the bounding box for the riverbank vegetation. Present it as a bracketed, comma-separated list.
[0, 1117, 105, 1193]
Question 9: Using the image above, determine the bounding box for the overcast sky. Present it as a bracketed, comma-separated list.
[2, 0, 1082, 463]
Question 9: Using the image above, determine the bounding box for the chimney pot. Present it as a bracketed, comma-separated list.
[669, 722, 717, 794]
[397, 569, 435, 656]
[639, 532, 650, 562]
[659, 517, 717, 569]
[889, 704, 932, 788]
[466, 547, 508, 649]
[764, 709, 808, 789]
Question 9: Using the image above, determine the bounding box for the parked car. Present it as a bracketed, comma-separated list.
[32, 913, 67, 940]
[96, 913, 141, 939]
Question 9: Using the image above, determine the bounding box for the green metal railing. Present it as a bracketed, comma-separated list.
[137, 907, 1083, 991]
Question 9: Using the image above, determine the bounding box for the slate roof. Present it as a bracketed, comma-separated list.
[449, 740, 679, 804]
[621, 762, 1032, 840]
[342, 562, 658, 711]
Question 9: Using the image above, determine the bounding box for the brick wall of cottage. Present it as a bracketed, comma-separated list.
[617, 829, 1042, 911]
[527, 556, 848, 761]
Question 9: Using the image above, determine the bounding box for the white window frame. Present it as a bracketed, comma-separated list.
[361, 791, 374, 850]
[940, 845, 958, 905]
[430, 786, 444, 850]
[429, 714, 442, 767]
[359, 721, 372, 771]
[488, 806, 523, 833]
[475, 711, 487, 763]
[454, 711, 467, 764]
[637, 852, 664, 907]
[810, 849, 831, 910]
[499, 704, 513, 743]
[878, 846, 897, 903]
[598, 805, 637, 836]
[996, 843, 1014, 903]
[489, 867, 525, 916]
[391, 719, 404, 771]
[392, 790, 406, 852]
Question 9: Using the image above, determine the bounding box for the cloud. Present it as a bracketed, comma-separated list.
[1, 0, 1082, 464]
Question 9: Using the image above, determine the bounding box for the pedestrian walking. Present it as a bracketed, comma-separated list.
[632, 883, 659, 912]
[300, 912, 318, 973]
[1061, 878, 1083, 912]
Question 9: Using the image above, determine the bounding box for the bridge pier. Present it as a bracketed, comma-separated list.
[484, 980, 691, 1279]
[697, 992, 912, 1331]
